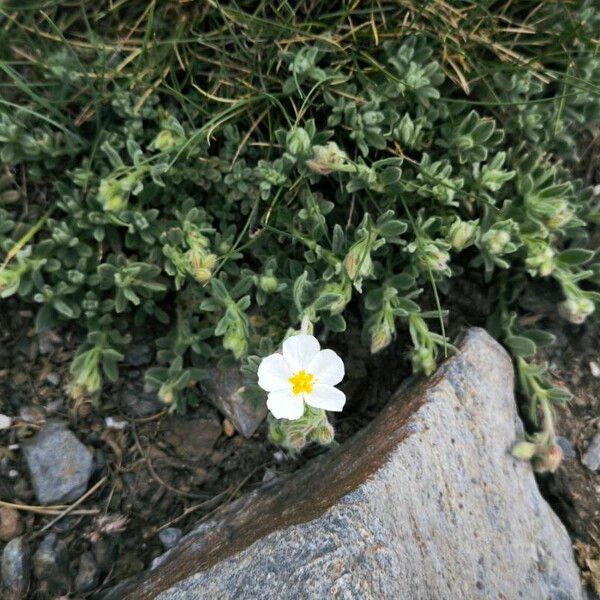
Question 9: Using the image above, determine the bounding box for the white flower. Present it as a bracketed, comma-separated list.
[257, 334, 346, 420]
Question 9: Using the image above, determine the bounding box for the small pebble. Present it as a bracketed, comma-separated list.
[19, 406, 45, 425]
[0, 507, 23, 541]
[45, 372, 60, 387]
[0, 414, 12, 430]
[22, 421, 93, 504]
[223, 419, 235, 437]
[262, 467, 276, 484]
[44, 399, 64, 415]
[38, 330, 60, 355]
[556, 436, 575, 459]
[590, 361, 600, 379]
[33, 533, 70, 596]
[1, 537, 29, 597]
[105, 416, 128, 430]
[92, 537, 116, 569]
[158, 527, 183, 550]
[74, 551, 99, 593]
[581, 434, 600, 472]
[124, 343, 154, 367]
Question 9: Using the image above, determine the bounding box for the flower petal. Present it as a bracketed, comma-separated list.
[305, 384, 346, 412]
[282, 334, 320, 371]
[308, 349, 344, 386]
[257, 353, 291, 392]
[267, 390, 304, 420]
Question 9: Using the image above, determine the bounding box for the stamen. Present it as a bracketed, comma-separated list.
[289, 370, 314, 395]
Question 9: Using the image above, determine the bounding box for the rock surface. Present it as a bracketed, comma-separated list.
[581, 433, 600, 472]
[105, 329, 583, 600]
[159, 528, 183, 551]
[0, 507, 22, 542]
[200, 366, 266, 438]
[119, 382, 164, 418]
[163, 418, 221, 460]
[22, 420, 93, 504]
[1, 537, 29, 598]
[33, 533, 71, 596]
[75, 551, 100, 593]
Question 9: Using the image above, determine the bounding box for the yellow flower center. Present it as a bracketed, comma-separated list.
[289, 370, 314, 395]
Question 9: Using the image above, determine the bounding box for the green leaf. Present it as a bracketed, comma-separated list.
[546, 386, 573, 403]
[313, 293, 341, 311]
[388, 273, 415, 290]
[35, 304, 55, 332]
[521, 329, 556, 347]
[293, 271, 309, 312]
[332, 224, 345, 254]
[395, 297, 420, 314]
[211, 278, 229, 302]
[378, 220, 407, 239]
[53, 299, 75, 318]
[102, 355, 119, 382]
[505, 335, 537, 358]
[557, 249, 594, 266]
[380, 166, 402, 186]
[322, 312, 346, 332]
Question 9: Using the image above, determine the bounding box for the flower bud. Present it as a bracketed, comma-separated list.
[533, 444, 563, 473]
[411, 346, 436, 376]
[223, 329, 248, 359]
[286, 431, 307, 451]
[159, 384, 175, 405]
[99, 178, 126, 212]
[188, 249, 217, 284]
[484, 229, 511, 255]
[371, 329, 392, 354]
[546, 207, 573, 230]
[259, 275, 279, 293]
[218, 240, 232, 254]
[525, 244, 554, 277]
[306, 142, 348, 175]
[154, 130, 176, 151]
[418, 242, 450, 273]
[286, 127, 311, 156]
[370, 312, 395, 354]
[311, 423, 335, 445]
[511, 441, 537, 460]
[448, 218, 478, 250]
[344, 239, 374, 281]
[69, 383, 87, 401]
[558, 297, 595, 324]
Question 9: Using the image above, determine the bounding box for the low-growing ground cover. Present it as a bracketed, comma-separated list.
[0, 0, 598, 596]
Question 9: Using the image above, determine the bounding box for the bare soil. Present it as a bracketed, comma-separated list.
[539, 324, 600, 596]
[0, 305, 407, 598]
[0, 299, 598, 598]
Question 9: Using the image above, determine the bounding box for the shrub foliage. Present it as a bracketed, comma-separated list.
[0, 2, 598, 453]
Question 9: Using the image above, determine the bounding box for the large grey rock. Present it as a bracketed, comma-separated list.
[22, 420, 93, 504]
[106, 329, 583, 600]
